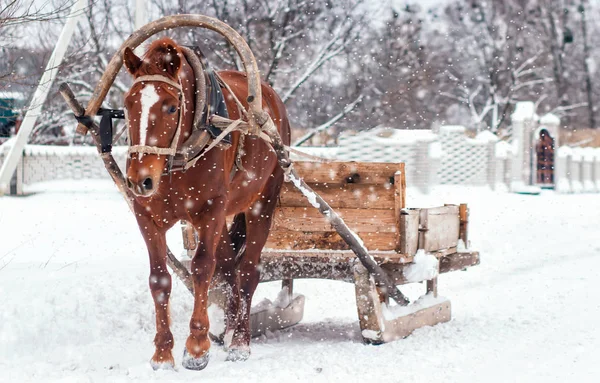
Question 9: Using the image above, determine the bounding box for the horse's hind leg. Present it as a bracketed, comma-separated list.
[210, 222, 242, 347]
[227, 174, 283, 361]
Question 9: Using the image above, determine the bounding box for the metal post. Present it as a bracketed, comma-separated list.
[134, 0, 148, 55]
[0, 0, 86, 194]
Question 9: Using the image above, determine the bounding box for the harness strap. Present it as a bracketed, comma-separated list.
[132, 75, 182, 91]
[184, 118, 245, 170]
[127, 74, 186, 158]
[127, 145, 178, 156]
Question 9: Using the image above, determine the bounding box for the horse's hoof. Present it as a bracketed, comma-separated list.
[225, 348, 250, 362]
[209, 332, 225, 346]
[182, 348, 210, 371]
[150, 360, 175, 371]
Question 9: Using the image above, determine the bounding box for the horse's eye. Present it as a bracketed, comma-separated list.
[167, 105, 177, 114]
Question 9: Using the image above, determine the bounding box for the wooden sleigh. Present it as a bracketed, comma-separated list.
[182, 161, 479, 344]
[56, 13, 479, 346]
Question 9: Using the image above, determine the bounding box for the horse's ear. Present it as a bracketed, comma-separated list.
[159, 43, 181, 77]
[123, 47, 142, 75]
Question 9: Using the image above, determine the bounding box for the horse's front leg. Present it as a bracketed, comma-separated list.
[182, 200, 224, 370]
[137, 213, 174, 370]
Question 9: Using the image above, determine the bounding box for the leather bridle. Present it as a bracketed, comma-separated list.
[127, 74, 187, 158]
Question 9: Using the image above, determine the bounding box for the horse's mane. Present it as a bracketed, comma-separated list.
[132, 37, 184, 99]
[135, 37, 182, 78]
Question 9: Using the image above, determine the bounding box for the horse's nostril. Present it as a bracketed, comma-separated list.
[142, 177, 153, 191]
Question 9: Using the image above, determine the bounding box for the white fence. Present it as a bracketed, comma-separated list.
[0, 139, 127, 193]
[296, 125, 600, 194]
[298, 126, 504, 193]
[2, 128, 600, 194]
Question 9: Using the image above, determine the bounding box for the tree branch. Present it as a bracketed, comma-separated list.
[293, 93, 364, 147]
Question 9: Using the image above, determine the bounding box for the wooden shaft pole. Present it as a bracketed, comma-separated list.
[59, 83, 194, 293]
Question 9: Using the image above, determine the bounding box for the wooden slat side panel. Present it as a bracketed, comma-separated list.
[293, 161, 403, 185]
[272, 207, 397, 233]
[265, 230, 399, 251]
[279, 183, 395, 209]
[421, 205, 460, 251]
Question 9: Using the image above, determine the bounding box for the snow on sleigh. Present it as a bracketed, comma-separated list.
[182, 161, 480, 344]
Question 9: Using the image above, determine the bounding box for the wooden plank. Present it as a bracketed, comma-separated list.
[380, 299, 451, 343]
[265, 230, 399, 251]
[426, 278, 438, 297]
[354, 263, 385, 344]
[261, 249, 414, 263]
[259, 254, 356, 283]
[439, 251, 480, 273]
[279, 183, 395, 209]
[257, 250, 478, 284]
[272, 207, 397, 233]
[431, 247, 458, 259]
[399, 208, 419, 255]
[382, 248, 468, 285]
[400, 163, 406, 209]
[251, 295, 305, 338]
[420, 205, 460, 252]
[459, 203, 469, 245]
[394, 170, 404, 251]
[293, 161, 403, 185]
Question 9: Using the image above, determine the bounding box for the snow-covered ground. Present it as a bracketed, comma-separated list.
[1, 181, 599, 382]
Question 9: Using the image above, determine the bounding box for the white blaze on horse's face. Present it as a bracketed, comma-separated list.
[138, 84, 160, 160]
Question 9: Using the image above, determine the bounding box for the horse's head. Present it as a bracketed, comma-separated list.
[123, 39, 184, 197]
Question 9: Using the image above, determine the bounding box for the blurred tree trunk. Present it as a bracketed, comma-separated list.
[579, 0, 596, 129]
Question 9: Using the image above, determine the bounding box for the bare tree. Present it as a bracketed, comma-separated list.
[578, 0, 595, 128]
[150, 0, 369, 140]
[438, 1, 554, 132]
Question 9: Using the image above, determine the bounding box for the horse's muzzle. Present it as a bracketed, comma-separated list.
[127, 176, 156, 197]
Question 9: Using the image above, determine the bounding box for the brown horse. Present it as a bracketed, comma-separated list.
[122, 37, 290, 370]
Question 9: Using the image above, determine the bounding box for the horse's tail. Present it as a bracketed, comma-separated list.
[229, 213, 247, 264]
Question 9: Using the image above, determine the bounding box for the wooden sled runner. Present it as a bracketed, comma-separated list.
[182, 161, 479, 343]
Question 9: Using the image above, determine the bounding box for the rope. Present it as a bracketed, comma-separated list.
[112, 123, 128, 145]
[184, 118, 246, 170]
